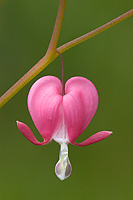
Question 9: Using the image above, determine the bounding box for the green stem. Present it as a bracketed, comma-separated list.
[0, 9, 133, 108]
[57, 9, 133, 53]
[46, 0, 66, 57]
[0, 0, 66, 108]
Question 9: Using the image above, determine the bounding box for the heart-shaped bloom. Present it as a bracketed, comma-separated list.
[17, 76, 112, 180]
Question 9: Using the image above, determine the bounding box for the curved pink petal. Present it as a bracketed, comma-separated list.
[28, 76, 63, 141]
[63, 77, 99, 143]
[17, 121, 49, 145]
[71, 131, 112, 146]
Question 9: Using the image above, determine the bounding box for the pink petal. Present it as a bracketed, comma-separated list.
[28, 76, 63, 141]
[72, 131, 112, 146]
[17, 121, 49, 146]
[63, 77, 99, 143]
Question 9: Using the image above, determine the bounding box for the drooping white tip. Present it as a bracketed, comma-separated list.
[55, 143, 72, 181]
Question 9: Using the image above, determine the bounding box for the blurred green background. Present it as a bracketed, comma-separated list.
[0, 0, 133, 199]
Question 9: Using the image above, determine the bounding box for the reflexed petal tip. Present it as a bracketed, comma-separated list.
[16, 121, 50, 146]
[71, 131, 112, 146]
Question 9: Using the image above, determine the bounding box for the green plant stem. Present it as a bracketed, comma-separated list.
[0, 0, 66, 108]
[0, 9, 133, 108]
[57, 9, 133, 53]
[46, 0, 66, 57]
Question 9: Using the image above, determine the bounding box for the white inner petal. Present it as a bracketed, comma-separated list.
[53, 117, 69, 144]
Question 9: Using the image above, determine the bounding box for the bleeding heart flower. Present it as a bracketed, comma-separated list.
[17, 75, 112, 180]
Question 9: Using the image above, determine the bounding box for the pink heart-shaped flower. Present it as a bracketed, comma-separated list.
[17, 76, 112, 146]
[17, 75, 112, 180]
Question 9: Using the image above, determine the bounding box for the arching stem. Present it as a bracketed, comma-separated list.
[56, 50, 65, 96]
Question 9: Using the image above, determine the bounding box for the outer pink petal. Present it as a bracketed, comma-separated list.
[71, 131, 112, 146]
[17, 121, 49, 145]
[63, 77, 98, 143]
[28, 76, 63, 141]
